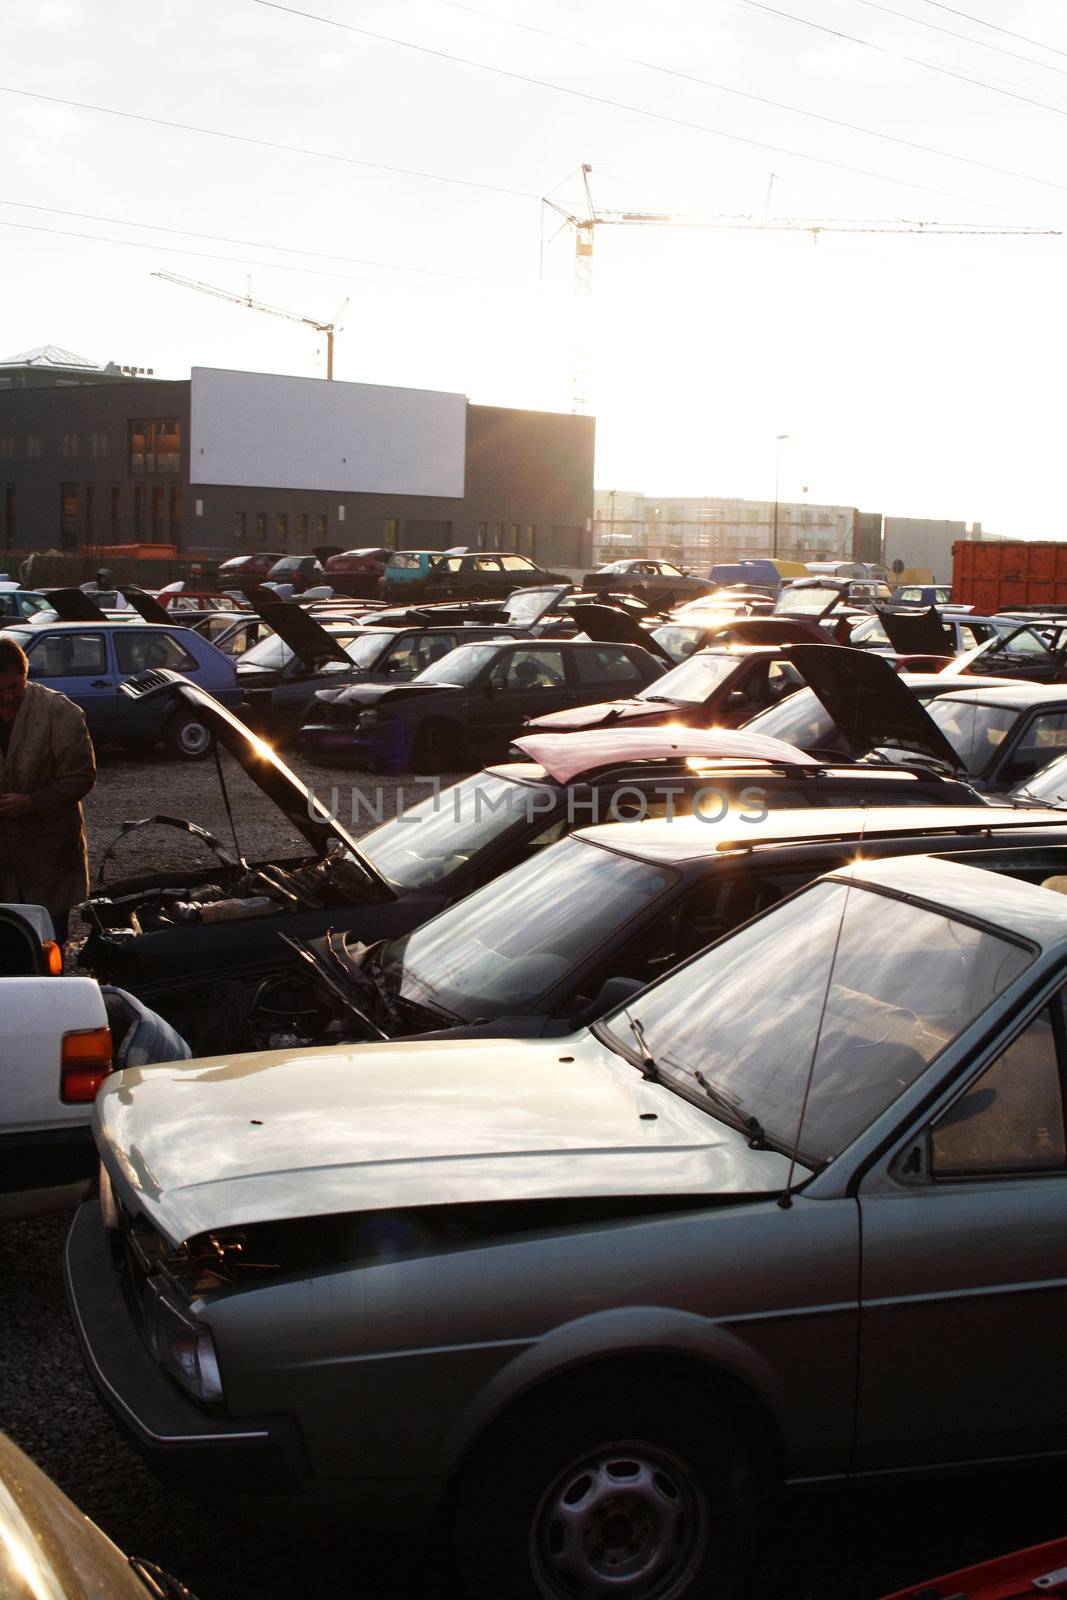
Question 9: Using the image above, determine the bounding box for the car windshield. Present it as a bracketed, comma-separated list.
[238, 632, 293, 671]
[337, 632, 392, 669]
[600, 877, 1032, 1165]
[924, 698, 1019, 774]
[412, 642, 501, 686]
[1014, 750, 1067, 805]
[776, 585, 840, 615]
[385, 836, 676, 1021]
[850, 615, 889, 645]
[650, 624, 707, 661]
[985, 624, 1054, 657]
[359, 771, 540, 889]
[745, 687, 850, 755]
[505, 589, 560, 624]
[637, 651, 739, 705]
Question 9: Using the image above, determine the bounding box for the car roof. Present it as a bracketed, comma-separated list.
[572, 805, 1067, 863]
[930, 684, 1067, 709]
[513, 727, 818, 782]
[4, 619, 195, 634]
[840, 852, 1067, 949]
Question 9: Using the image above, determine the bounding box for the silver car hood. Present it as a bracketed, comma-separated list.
[95, 1034, 794, 1244]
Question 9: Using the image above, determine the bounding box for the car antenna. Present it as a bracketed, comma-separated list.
[212, 740, 247, 868]
[778, 803, 869, 1209]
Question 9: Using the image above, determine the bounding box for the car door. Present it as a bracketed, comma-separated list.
[988, 708, 1067, 791]
[23, 630, 117, 736]
[474, 645, 574, 754]
[855, 987, 1067, 1469]
[570, 645, 653, 706]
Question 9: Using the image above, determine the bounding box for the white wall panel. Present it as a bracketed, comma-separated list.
[190, 368, 466, 496]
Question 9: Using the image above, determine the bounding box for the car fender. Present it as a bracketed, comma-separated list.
[435, 1302, 785, 1476]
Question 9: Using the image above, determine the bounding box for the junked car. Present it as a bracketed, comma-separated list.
[922, 683, 1067, 793]
[69, 848, 1067, 1600]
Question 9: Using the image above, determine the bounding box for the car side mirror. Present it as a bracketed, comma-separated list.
[575, 974, 645, 1028]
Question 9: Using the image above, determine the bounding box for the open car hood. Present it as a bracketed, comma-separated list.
[114, 669, 394, 894]
[513, 726, 818, 783]
[875, 605, 953, 658]
[119, 586, 172, 625]
[784, 644, 965, 770]
[568, 602, 674, 664]
[42, 587, 108, 621]
[694, 616, 830, 647]
[239, 584, 353, 670]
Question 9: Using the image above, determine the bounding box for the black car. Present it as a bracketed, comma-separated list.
[921, 682, 1067, 793]
[289, 803, 1067, 1045]
[583, 559, 715, 607]
[85, 679, 874, 1052]
[954, 617, 1067, 684]
[298, 637, 666, 771]
[382, 550, 570, 602]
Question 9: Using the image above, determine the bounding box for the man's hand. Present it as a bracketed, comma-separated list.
[0, 792, 32, 818]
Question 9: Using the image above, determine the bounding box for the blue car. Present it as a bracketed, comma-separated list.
[0, 589, 53, 623]
[0, 621, 241, 758]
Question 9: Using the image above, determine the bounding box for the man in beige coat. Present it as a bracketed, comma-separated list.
[0, 637, 96, 943]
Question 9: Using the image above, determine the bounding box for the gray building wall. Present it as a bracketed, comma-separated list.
[0, 380, 595, 570]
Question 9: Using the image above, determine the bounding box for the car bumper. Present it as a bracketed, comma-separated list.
[64, 1199, 307, 1493]
[299, 721, 412, 770]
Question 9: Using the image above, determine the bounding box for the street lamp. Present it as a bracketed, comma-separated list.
[772, 434, 789, 558]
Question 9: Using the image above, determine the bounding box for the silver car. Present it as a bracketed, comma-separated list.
[67, 850, 1067, 1600]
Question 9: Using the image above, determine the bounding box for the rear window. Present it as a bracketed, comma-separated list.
[573, 646, 646, 686]
[114, 631, 198, 674]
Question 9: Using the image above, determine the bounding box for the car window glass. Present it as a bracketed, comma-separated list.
[439, 557, 463, 572]
[27, 632, 106, 677]
[638, 651, 740, 705]
[501, 555, 534, 571]
[500, 648, 566, 689]
[932, 1004, 1066, 1178]
[925, 699, 1019, 773]
[475, 557, 501, 572]
[1001, 712, 1067, 784]
[391, 553, 421, 571]
[114, 631, 197, 674]
[573, 647, 645, 686]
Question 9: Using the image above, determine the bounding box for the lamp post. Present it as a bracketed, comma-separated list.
[772, 433, 789, 559]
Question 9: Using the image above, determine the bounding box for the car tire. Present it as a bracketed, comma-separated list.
[163, 711, 214, 761]
[451, 1377, 758, 1600]
[413, 719, 465, 774]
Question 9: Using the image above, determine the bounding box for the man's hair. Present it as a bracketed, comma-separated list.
[0, 639, 29, 677]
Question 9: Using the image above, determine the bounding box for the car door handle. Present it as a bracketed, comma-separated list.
[90, 679, 113, 687]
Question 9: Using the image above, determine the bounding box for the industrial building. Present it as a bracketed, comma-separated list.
[594, 490, 983, 579]
[0, 348, 595, 569]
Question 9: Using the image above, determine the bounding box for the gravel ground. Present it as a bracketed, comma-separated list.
[4, 748, 1067, 1599]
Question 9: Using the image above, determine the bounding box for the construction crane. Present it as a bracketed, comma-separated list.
[152, 271, 348, 379]
[543, 164, 1060, 412]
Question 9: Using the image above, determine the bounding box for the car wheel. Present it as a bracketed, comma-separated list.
[452, 1379, 758, 1600]
[163, 711, 214, 761]
[413, 719, 466, 774]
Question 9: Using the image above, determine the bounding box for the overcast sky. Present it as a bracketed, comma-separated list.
[4, 0, 1066, 534]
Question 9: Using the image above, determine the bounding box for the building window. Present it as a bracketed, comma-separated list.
[295, 512, 308, 549]
[151, 485, 164, 538]
[233, 511, 246, 543]
[129, 418, 181, 475]
[134, 484, 146, 537]
[494, 521, 505, 550]
[61, 434, 78, 459]
[0, 439, 13, 461]
[25, 436, 41, 460]
[255, 512, 267, 540]
[475, 521, 488, 549]
[90, 432, 108, 459]
[60, 482, 78, 548]
[315, 513, 328, 540]
[275, 513, 288, 544]
[526, 524, 537, 556]
[85, 485, 95, 539]
[169, 484, 182, 540]
[510, 523, 520, 550]
[110, 486, 121, 537]
[3, 484, 15, 549]
[384, 517, 399, 545]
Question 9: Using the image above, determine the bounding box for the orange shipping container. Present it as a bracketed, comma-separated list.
[952, 540, 1067, 612]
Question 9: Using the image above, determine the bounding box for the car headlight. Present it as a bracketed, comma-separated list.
[358, 709, 380, 725]
[142, 1284, 224, 1405]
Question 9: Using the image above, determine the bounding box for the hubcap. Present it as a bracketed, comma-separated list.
[531, 1442, 707, 1599]
[179, 720, 210, 756]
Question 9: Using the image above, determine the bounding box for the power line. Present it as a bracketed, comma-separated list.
[250, 1, 1056, 222]
[0, 84, 538, 202]
[0, 215, 442, 290]
[0, 196, 519, 287]
[435, 0, 1067, 197]
[737, 0, 1067, 119]
[918, 0, 1067, 60]
[849, 0, 1067, 79]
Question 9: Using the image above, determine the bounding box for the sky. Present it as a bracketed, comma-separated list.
[3, 0, 1067, 535]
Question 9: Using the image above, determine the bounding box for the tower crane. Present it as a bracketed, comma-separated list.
[152, 271, 348, 379]
[544, 164, 1059, 412]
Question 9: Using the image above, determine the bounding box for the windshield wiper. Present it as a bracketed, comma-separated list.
[624, 1013, 661, 1081]
[693, 1070, 769, 1148]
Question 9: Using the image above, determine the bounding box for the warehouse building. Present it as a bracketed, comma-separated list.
[0, 349, 595, 569]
